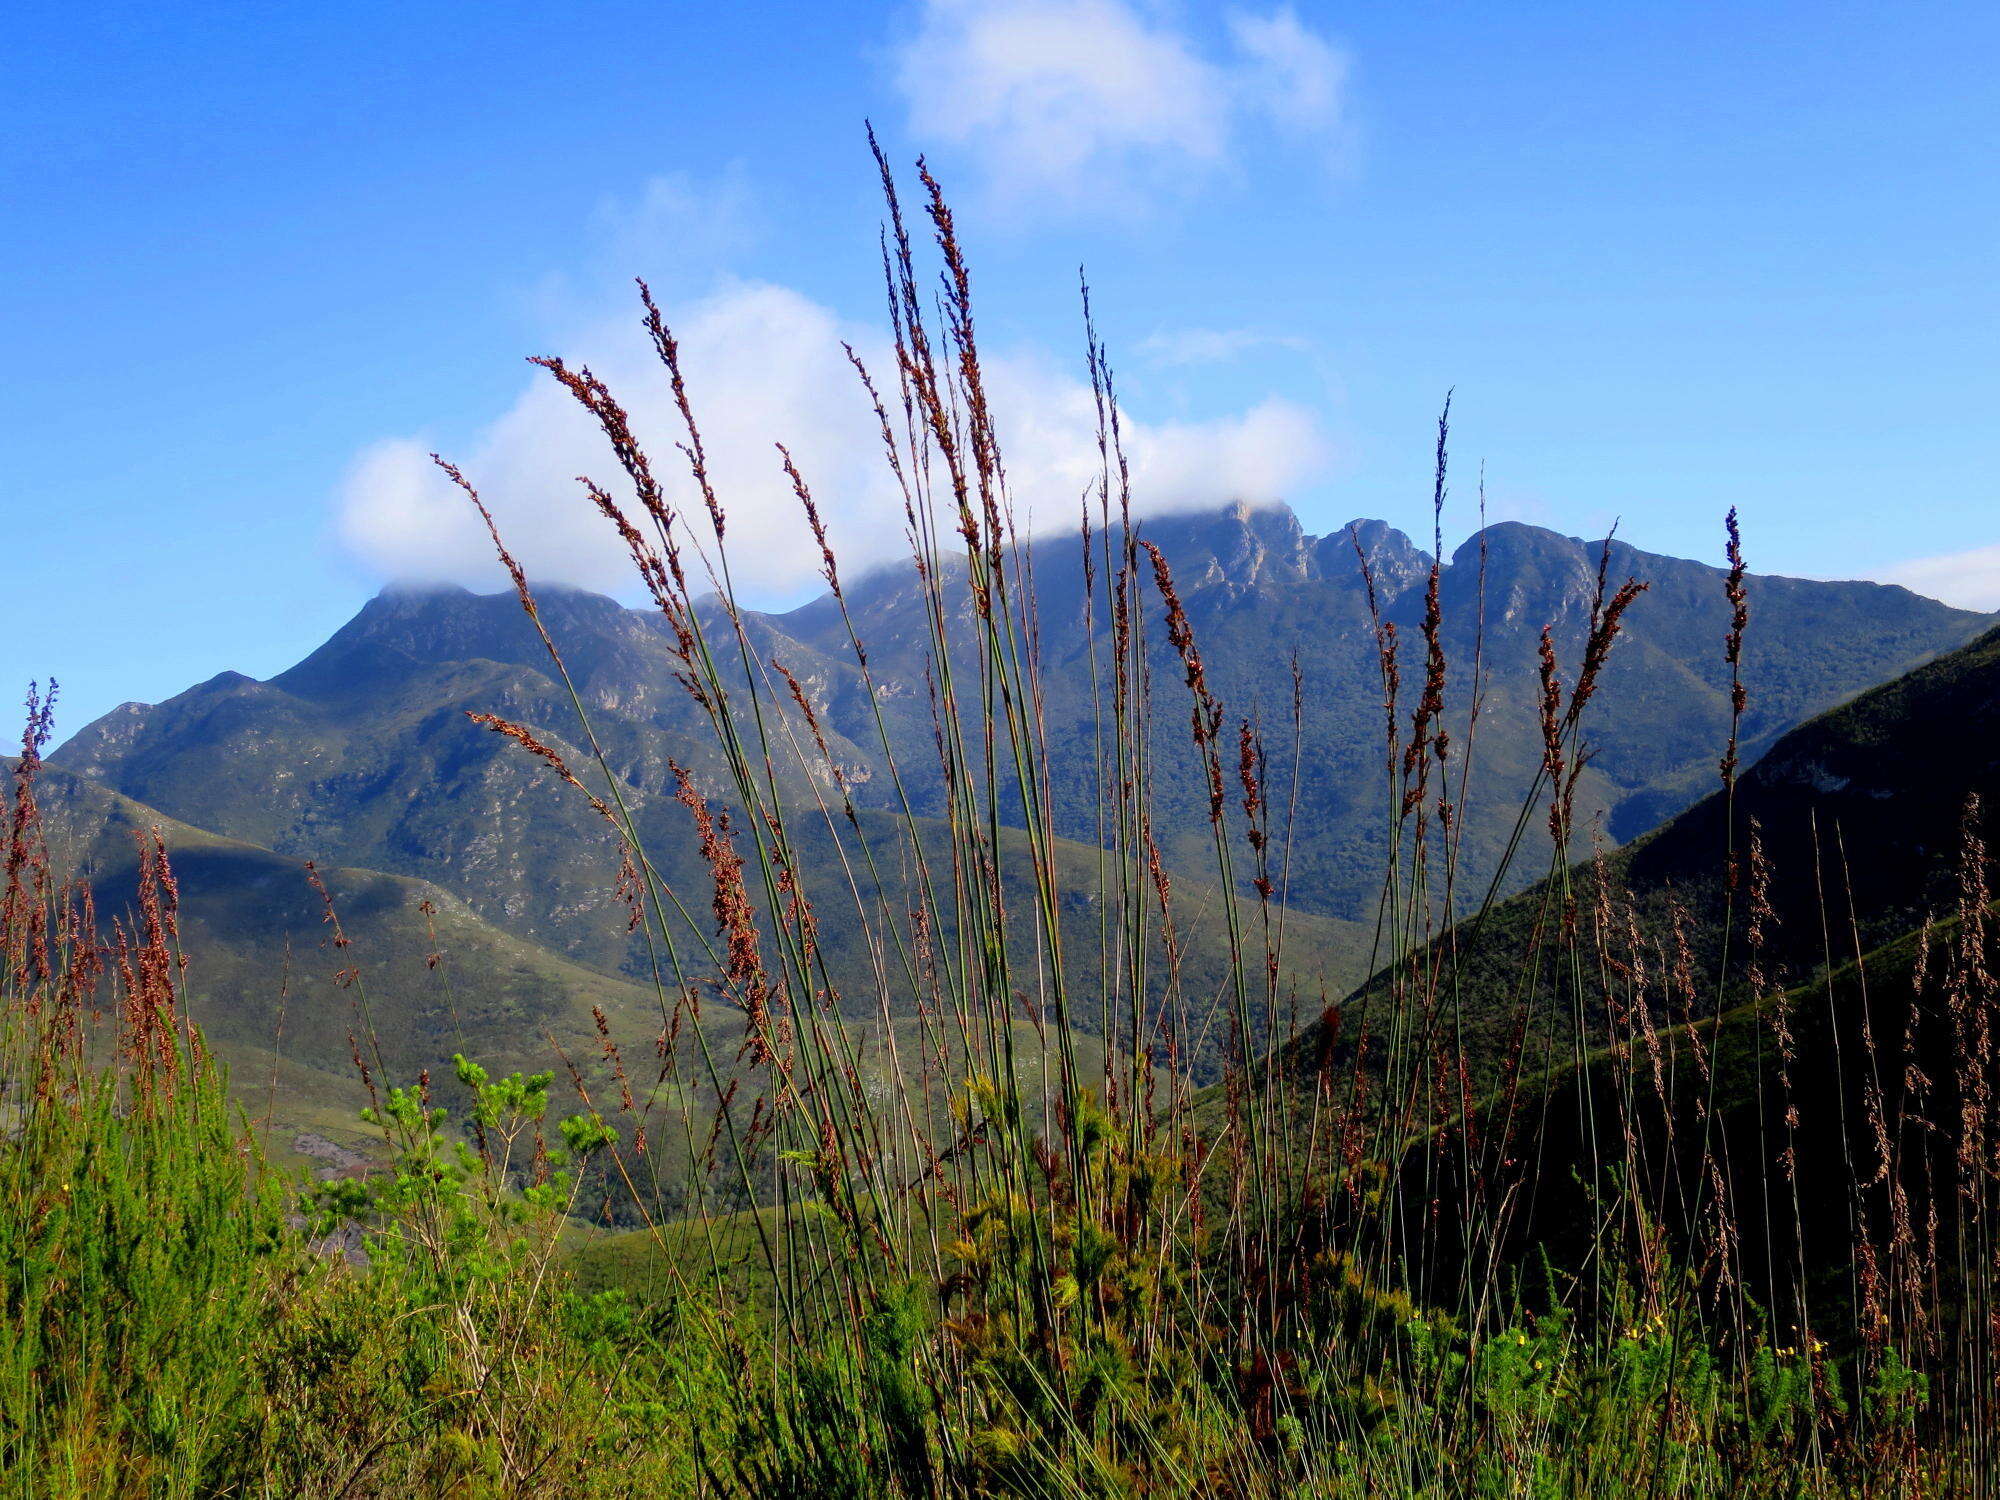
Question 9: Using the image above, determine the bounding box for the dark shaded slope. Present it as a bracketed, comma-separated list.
[1435, 899, 1999, 1345]
[1221, 625, 2000, 1349]
[1271, 619, 2000, 1139]
[1621, 618, 2000, 968]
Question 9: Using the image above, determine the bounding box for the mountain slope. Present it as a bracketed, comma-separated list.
[50, 502, 1988, 1079]
[27, 760, 712, 1163]
[1272, 617, 2000, 1112]
[763, 503, 1990, 912]
[1207, 620, 2000, 1333]
[43, 654, 1377, 1082]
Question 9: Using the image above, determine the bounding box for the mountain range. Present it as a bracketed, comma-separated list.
[37, 501, 1995, 1154]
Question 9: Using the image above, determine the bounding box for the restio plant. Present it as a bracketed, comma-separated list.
[5, 148, 2000, 1497]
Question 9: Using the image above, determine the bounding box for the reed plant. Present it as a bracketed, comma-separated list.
[4, 147, 1998, 1496]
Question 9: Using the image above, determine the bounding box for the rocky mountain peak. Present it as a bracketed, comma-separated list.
[1320, 518, 1429, 602]
[1443, 522, 1612, 630]
[1133, 501, 1315, 591]
[272, 581, 649, 700]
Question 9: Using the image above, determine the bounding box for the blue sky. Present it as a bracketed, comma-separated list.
[7, 0, 1997, 740]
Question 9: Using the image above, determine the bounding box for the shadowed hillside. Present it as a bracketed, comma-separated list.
[1275, 616, 2000, 1107]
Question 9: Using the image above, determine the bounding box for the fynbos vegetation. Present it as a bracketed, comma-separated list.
[6, 154, 2000, 1497]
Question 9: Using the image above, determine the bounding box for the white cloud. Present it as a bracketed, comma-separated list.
[1227, 9, 1349, 132]
[339, 282, 1331, 599]
[1875, 543, 2000, 612]
[332, 13, 1353, 600]
[585, 170, 760, 285]
[341, 281, 898, 597]
[518, 170, 760, 336]
[1139, 326, 1311, 367]
[974, 346, 1327, 536]
[894, 1, 1349, 207]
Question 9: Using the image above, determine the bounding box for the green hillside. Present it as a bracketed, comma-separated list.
[1270, 618, 2000, 1112]
[29, 761, 710, 1168]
